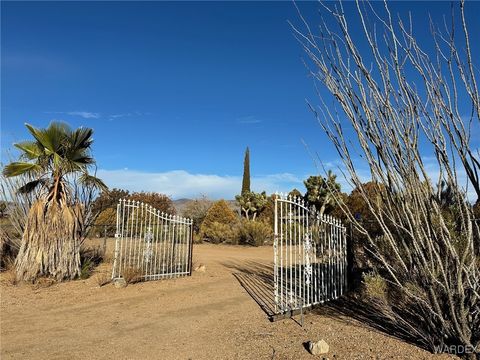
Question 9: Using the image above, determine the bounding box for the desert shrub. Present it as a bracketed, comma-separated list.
[92, 188, 130, 215]
[362, 271, 388, 302]
[182, 196, 212, 234]
[122, 266, 143, 284]
[201, 221, 237, 244]
[236, 219, 273, 246]
[79, 246, 104, 279]
[200, 200, 238, 242]
[91, 207, 117, 237]
[0, 228, 19, 272]
[257, 195, 275, 227]
[128, 192, 176, 214]
[95, 271, 111, 287]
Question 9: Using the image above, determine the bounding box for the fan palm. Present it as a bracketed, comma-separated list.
[3, 122, 107, 281]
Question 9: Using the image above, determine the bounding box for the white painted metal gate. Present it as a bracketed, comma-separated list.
[112, 199, 193, 281]
[274, 193, 347, 316]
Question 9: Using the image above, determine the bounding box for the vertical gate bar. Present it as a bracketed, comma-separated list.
[334, 217, 338, 299]
[161, 213, 167, 274]
[318, 217, 327, 303]
[299, 200, 303, 308]
[153, 208, 160, 278]
[120, 199, 128, 276]
[273, 193, 278, 313]
[181, 220, 185, 275]
[119, 199, 126, 277]
[174, 217, 179, 275]
[343, 224, 347, 294]
[166, 214, 171, 276]
[147, 204, 153, 277]
[182, 220, 186, 275]
[136, 202, 143, 270]
[292, 197, 296, 309]
[134, 201, 142, 268]
[165, 215, 171, 276]
[132, 202, 138, 269]
[188, 219, 193, 275]
[173, 217, 178, 276]
[329, 216, 332, 301]
[288, 196, 293, 308]
[324, 215, 328, 302]
[122, 200, 131, 277]
[338, 219, 343, 296]
[128, 200, 136, 269]
[183, 220, 187, 274]
[334, 219, 337, 299]
[311, 212, 320, 305]
[296, 198, 301, 310]
[112, 201, 121, 279]
[280, 194, 284, 311]
[169, 215, 175, 277]
[305, 204, 309, 308]
[185, 220, 188, 275]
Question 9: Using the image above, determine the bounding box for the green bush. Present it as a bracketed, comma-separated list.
[200, 200, 238, 243]
[92, 207, 116, 237]
[202, 221, 237, 244]
[362, 271, 387, 302]
[236, 219, 273, 247]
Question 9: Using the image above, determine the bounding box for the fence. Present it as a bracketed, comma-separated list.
[273, 193, 347, 318]
[112, 199, 193, 281]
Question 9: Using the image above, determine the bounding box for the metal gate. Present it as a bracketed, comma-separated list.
[112, 199, 193, 281]
[273, 193, 347, 317]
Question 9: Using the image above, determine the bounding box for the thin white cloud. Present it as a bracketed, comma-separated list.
[44, 111, 150, 121]
[67, 111, 100, 119]
[45, 111, 100, 119]
[96, 169, 303, 199]
[237, 116, 262, 124]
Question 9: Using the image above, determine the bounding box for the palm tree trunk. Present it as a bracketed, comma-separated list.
[15, 199, 82, 281]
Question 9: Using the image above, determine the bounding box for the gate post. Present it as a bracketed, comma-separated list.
[188, 220, 194, 276]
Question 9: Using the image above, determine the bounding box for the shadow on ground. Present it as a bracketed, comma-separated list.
[222, 259, 433, 353]
[314, 297, 432, 352]
[221, 260, 276, 318]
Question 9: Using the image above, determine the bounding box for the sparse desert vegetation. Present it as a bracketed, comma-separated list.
[1, 0, 479, 359]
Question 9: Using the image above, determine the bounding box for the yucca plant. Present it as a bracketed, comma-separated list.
[2, 122, 107, 281]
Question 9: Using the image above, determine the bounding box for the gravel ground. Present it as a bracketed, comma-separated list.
[1, 243, 457, 360]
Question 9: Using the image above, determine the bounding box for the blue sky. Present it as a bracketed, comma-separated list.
[2, 1, 479, 199]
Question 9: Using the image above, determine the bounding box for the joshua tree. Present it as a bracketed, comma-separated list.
[241, 147, 251, 195]
[293, 0, 479, 356]
[235, 191, 268, 221]
[3, 122, 107, 281]
[303, 171, 341, 215]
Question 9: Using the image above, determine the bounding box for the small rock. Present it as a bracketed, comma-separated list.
[114, 278, 127, 288]
[194, 264, 206, 272]
[308, 339, 329, 356]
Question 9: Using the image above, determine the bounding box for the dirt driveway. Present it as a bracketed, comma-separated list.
[1, 244, 454, 359]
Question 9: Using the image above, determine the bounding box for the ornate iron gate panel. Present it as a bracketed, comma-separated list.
[274, 193, 347, 316]
[112, 199, 193, 281]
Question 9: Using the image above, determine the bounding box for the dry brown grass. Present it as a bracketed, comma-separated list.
[122, 266, 143, 285]
[362, 271, 388, 302]
[95, 271, 111, 287]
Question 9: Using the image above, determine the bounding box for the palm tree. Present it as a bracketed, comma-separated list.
[3, 122, 107, 281]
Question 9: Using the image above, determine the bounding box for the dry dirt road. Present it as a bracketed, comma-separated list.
[1, 243, 455, 360]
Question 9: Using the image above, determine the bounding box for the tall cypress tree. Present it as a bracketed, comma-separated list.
[241, 147, 251, 195]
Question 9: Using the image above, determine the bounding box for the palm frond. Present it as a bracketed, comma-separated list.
[18, 178, 47, 194]
[2, 162, 43, 177]
[14, 141, 44, 160]
[70, 127, 94, 150]
[25, 122, 70, 154]
[79, 173, 108, 192]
